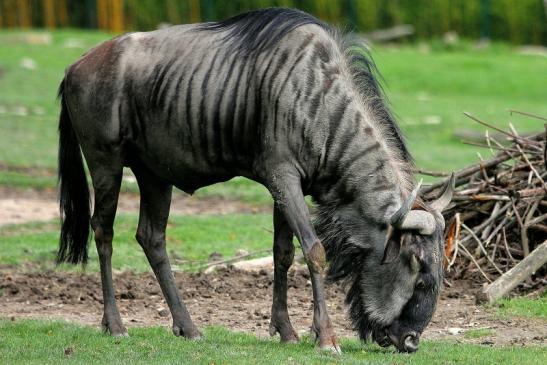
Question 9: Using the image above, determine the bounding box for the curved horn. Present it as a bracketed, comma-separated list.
[391, 179, 422, 227]
[430, 173, 456, 212]
[398, 210, 436, 235]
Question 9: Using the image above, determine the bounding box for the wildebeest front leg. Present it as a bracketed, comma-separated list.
[269, 204, 299, 343]
[267, 170, 340, 353]
[133, 164, 201, 339]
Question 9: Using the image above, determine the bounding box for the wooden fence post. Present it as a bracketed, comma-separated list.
[57, 0, 69, 27]
[97, 0, 108, 30]
[17, 0, 31, 28]
[43, 0, 56, 28]
[110, 0, 124, 32]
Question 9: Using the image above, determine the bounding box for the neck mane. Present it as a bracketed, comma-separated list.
[310, 32, 415, 222]
[310, 31, 416, 283]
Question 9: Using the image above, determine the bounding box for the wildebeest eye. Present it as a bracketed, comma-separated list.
[415, 278, 425, 289]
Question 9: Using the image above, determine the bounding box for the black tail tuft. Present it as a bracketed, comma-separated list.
[57, 79, 90, 265]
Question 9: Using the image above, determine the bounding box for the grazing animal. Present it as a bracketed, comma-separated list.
[57, 8, 453, 353]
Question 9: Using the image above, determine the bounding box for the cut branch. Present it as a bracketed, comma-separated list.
[480, 241, 547, 303]
[421, 112, 546, 294]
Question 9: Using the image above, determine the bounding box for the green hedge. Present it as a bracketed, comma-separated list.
[2, 0, 546, 45]
[118, 0, 547, 45]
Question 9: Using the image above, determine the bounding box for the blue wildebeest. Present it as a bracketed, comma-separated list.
[57, 8, 454, 353]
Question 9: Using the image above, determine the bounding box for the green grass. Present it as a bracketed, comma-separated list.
[464, 328, 496, 339]
[376, 42, 547, 172]
[1, 320, 545, 365]
[196, 176, 273, 204]
[2, 30, 547, 202]
[0, 213, 274, 272]
[0, 30, 110, 167]
[0, 170, 56, 190]
[494, 293, 547, 319]
[0, 169, 273, 204]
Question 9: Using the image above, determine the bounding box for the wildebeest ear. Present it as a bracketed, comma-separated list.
[409, 242, 425, 263]
[381, 226, 400, 264]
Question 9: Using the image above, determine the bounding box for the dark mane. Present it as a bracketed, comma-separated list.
[197, 8, 411, 163]
[196, 8, 328, 55]
[313, 205, 381, 340]
[343, 36, 412, 161]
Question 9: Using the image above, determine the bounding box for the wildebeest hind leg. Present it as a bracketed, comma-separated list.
[88, 162, 126, 336]
[132, 163, 201, 339]
[269, 204, 299, 343]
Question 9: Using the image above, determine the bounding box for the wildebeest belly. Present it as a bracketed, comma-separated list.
[120, 92, 259, 194]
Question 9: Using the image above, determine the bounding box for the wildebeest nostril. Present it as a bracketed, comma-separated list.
[372, 329, 392, 347]
[402, 332, 419, 353]
[376, 335, 392, 348]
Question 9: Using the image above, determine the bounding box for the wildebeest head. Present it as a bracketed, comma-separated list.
[317, 175, 455, 353]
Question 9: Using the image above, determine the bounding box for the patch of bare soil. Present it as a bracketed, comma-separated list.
[1, 266, 545, 346]
[0, 188, 59, 226]
[0, 187, 267, 226]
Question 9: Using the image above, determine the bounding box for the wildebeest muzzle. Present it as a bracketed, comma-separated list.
[373, 325, 420, 353]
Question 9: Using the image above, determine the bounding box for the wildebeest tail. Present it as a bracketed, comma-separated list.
[57, 79, 90, 265]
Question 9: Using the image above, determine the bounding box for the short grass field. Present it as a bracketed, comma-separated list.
[0, 213, 274, 272]
[1, 29, 546, 364]
[1, 321, 546, 365]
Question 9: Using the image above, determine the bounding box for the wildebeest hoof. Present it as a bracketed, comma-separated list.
[283, 337, 299, 344]
[269, 323, 276, 337]
[101, 317, 128, 337]
[309, 326, 318, 341]
[269, 322, 299, 343]
[172, 325, 202, 340]
[311, 326, 341, 355]
[103, 327, 128, 337]
[319, 342, 342, 355]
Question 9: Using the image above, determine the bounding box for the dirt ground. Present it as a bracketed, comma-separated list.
[1, 265, 545, 346]
[1, 187, 545, 347]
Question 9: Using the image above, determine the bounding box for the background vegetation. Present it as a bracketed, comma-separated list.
[1, 0, 546, 45]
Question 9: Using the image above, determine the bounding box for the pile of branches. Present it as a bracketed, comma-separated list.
[421, 111, 547, 298]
